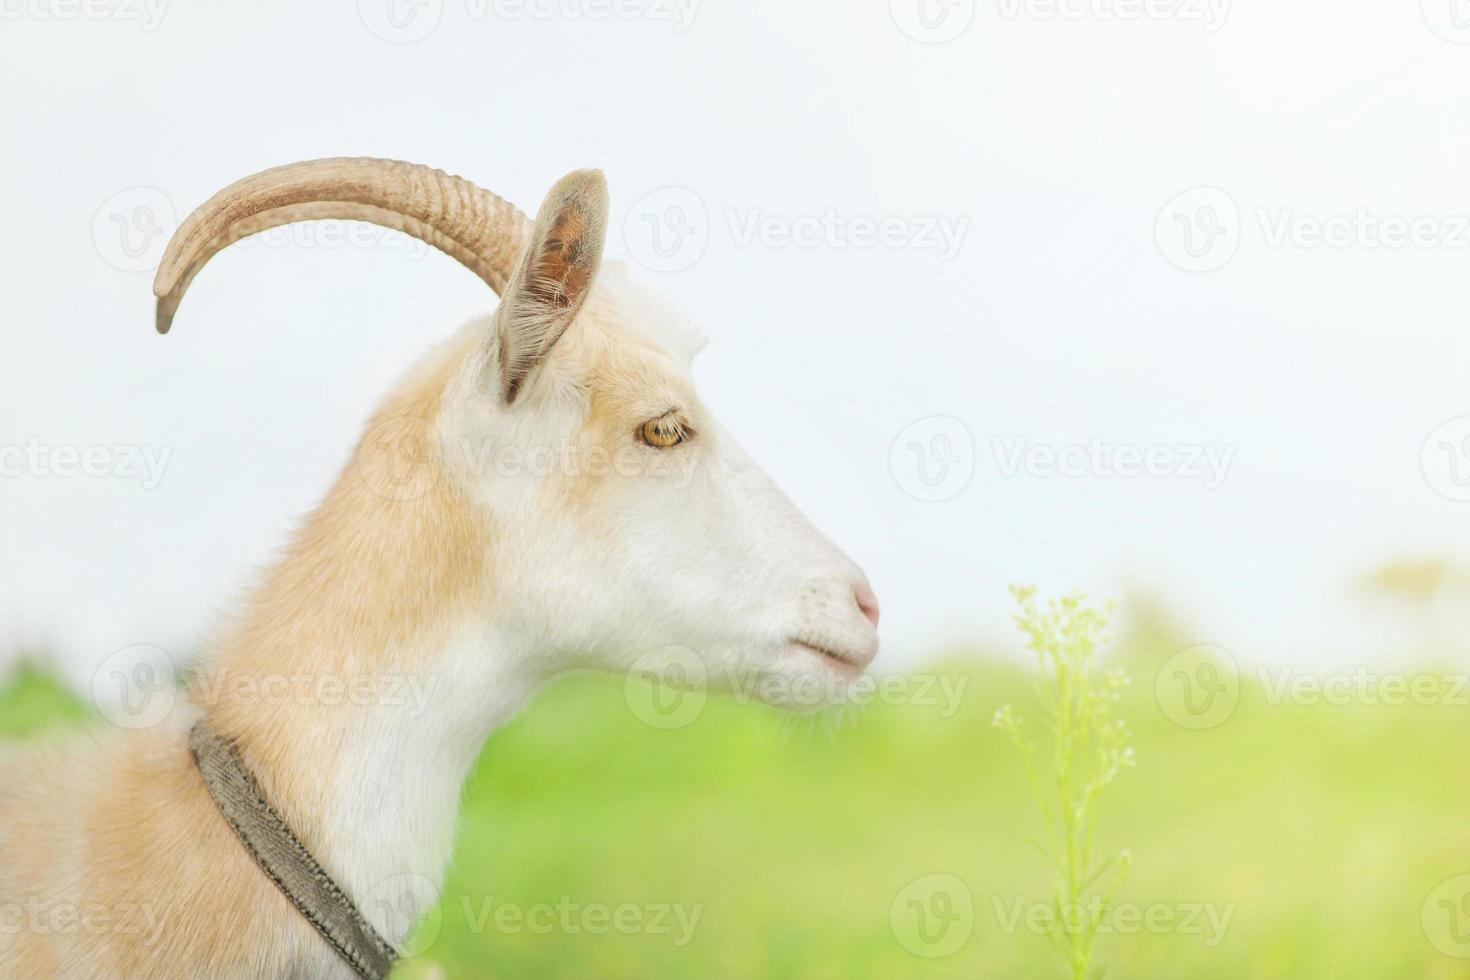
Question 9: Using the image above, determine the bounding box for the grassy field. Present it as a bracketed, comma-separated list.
[4, 624, 1469, 979]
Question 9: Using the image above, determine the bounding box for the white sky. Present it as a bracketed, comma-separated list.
[2, 0, 1469, 690]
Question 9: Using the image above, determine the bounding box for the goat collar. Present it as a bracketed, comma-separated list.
[188, 722, 398, 980]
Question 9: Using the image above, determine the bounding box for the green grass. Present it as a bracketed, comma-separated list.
[4, 637, 1469, 979]
[0, 661, 91, 737]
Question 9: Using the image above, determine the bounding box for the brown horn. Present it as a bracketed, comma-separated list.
[152, 157, 531, 334]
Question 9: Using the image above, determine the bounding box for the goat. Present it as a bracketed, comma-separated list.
[0, 159, 880, 978]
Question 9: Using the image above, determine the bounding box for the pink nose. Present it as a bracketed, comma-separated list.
[854, 581, 880, 628]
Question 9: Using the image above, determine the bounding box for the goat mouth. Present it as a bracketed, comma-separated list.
[789, 638, 865, 674]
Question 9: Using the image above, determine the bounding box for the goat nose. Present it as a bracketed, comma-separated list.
[853, 581, 880, 629]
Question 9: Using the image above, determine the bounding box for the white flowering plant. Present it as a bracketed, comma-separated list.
[993, 586, 1135, 980]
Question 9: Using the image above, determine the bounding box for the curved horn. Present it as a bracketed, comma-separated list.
[152, 157, 531, 334]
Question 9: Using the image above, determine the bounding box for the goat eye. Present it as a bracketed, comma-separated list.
[639, 415, 689, 448]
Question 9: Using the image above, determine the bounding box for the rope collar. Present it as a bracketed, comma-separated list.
[188, 722, 398, 980]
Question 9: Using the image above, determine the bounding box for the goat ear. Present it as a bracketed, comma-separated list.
[493, 169, 609, 404]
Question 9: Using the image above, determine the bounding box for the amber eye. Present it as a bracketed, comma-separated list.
[639, 414, 691, 448]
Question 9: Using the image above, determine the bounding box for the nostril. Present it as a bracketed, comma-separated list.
[853, 581, 880, 628]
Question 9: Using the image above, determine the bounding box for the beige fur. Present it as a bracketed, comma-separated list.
[0, 327, 488, 977]
[0, 309, 672, 977]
